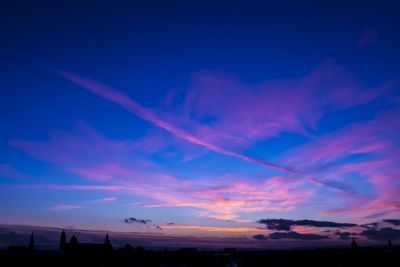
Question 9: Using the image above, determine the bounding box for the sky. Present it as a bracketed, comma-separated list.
[1, 0, 400, 248]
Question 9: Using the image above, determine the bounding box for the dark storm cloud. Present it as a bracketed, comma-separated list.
[360, 227, 400, 241]
[124, 217, 152, 224]
[252, 234, 267, 240]
[382, 219, 400, 226]
[269, 231, 329, 240]
[257, 219, 357, 231]
[252, 232, 328, 241]
[334, 231, 356, 240]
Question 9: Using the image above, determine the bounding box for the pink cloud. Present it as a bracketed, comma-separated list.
[322, 168, 400, 220]
[50, 204, 81, 211]
[59, 71, 292, 172]
[9, 60, 397, 223]
[10, 121, 131, 168]
[20, 173, 313, 221]
[87, 196, 117, 203]
[142, 175, 314, 220]
[280, 108, 400, 221]
[56, 60, 394, 181]
[10, 121, 163, 183]
[161, 225, 264, 233]
[164, 60, 393, 152]
[42, 184, 123, 191]
[49, 196, 117, 212]
[283, 108, 400, 171]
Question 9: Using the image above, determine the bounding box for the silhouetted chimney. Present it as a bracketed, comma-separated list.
[28, 232, 34, 252]
[387, 240, 393, 251]
[60, 230, 67, 251]
[104, 233, 113, 250]
[351, 237, 358, 249]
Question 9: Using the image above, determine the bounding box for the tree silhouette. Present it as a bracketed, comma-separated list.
[28, 232, 34, 252]
[104, 233, 113, 251]
[351, 237, 358, 249]
[69, 234, 78, 251]
[59, 230, 66, 251]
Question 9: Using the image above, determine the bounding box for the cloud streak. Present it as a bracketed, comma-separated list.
[59, 71, 293, 172]
[50, 205, 82, 211]
[161, 225, 264, 233]
[57, 69, 375, 193]
[50, 197, 117, 211]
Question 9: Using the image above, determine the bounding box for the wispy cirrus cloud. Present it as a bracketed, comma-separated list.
[50, 197, 117, 211]
[59, 71, 292, 172]
[14, 175, 313, 221]
[50, 205, 82, 211]
[161, 225, 264, 233]
[56, 60, 395, 193]
[10, 120, 313, 221]
[165, 60, 393, 150]
[283, 108, 400, 220]
[144, 176, 314, 221]
[9, 59, 398, 226]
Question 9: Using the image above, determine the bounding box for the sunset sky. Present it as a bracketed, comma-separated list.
[1, 1, 400, 247]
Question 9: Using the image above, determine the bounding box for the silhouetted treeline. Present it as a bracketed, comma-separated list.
[0, 231, 398, 266]
[1, 246, 399, 267]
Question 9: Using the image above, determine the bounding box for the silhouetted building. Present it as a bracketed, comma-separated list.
[28, 232, 34, 252]
[7, 246, 27, 255]
[59, 230, 67, 251]
[61, 232, 113, 255]
[69, 234, 78, 252]
[104, 233, 113, 251]
[387, 240, 393, 252]
[351, 237, 358, 249]
[123, 243, 133, 251]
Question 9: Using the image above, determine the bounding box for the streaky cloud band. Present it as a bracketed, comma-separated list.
[59, 71, 293, 173]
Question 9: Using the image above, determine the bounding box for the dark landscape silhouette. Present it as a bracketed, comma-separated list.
[0, 229, 398, 266]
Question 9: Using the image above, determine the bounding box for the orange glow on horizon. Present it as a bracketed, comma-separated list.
[161, 225, 264, 233]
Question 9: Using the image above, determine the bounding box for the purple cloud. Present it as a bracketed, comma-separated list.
[59, 71, 292, 172]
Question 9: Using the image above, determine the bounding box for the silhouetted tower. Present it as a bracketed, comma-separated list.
[104, 233, 113, 250]
[69, 234, 78, 251]
[351, 237, 358, 249]
[388, 240, 393, 251]
[59, 230, 67, 251]
[28, 232, 34, 252]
